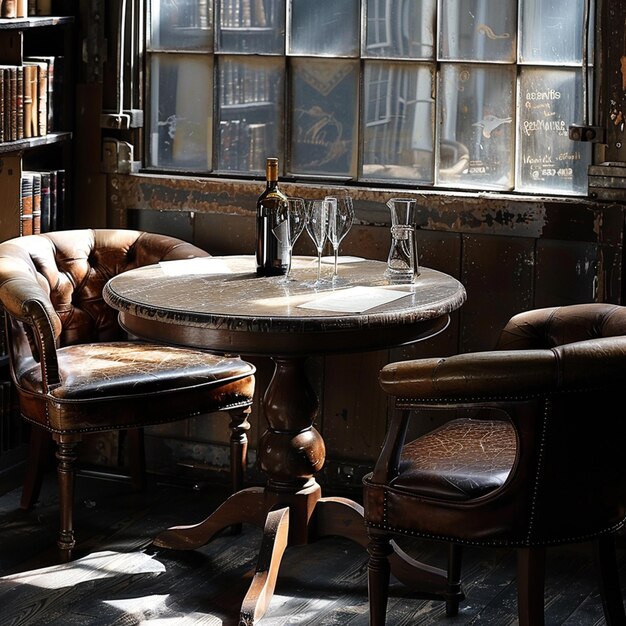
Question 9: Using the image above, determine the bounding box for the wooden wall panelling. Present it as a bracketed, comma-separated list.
[460, 233, 536, 353]
[534, 239, 599, 308]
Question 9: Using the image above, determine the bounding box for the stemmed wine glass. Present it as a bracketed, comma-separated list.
[305, 199, 331, 283]
[325, 195, 354, 281]
[270, 197, 307, 282]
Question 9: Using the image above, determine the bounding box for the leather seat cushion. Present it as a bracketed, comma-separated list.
[19, 341, 253, 399]
[391, 418, 517, 501]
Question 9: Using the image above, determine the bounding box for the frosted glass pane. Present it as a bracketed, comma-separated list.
[517, 68, 591, 195]
[519, 0, 589, 64]
[437, 64, 515, 190]
[364, 0, 436, 59]
[149, 0, 212, 51]
[439, 0, 517, 62]
[217, 0, 285, 54]
[288, 0, 360, 57]
[216, 57, 285, 173]
[362, 61, 435, 183]
[289, 59, 359, 177]
[148, 55, 213, 170]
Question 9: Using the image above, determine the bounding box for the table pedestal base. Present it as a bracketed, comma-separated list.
[153, 483, 458, 625]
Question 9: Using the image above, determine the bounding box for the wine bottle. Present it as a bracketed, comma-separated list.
[256, 157, 289, 276]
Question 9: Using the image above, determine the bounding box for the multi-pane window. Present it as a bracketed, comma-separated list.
[146, 0, 593, 196]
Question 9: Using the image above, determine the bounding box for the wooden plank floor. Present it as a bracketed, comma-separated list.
[0, 470, 623, 625]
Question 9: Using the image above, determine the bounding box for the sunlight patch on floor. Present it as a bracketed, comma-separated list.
[0, 550, 165, 589]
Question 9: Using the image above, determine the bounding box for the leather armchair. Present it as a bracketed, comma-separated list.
[364, 303, 626, 625]
[0, 229, 256, 559]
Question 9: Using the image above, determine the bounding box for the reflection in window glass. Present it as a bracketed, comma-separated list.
[216, 0, 285, 54]
[148, 55, 213, 170]
[364, 0, 436, 59]
[144, 0, 594, 196]
[519, 0, 589, 64]
[362, 61, 435, 183]
[288, 0, 360, 57]
[216, 56, 285, 173]
[437, 64, 515, 190]
[290, 58, 359, 177]
[439, 0, 516, 62]
[517, 68, 591, 194]
[149, 0, 213, 51]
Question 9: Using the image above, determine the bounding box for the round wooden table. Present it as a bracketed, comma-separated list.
[104, 255, 466, 625]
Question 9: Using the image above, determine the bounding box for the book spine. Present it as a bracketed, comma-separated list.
[20, 172, 33, 236]
[2, 0, 16, 18]
[15, 0, 26, 17]
[36, 0, 51, 15]
[0, 69, 5, 143]
[36, 62, 47, 136]
[22, 64, 34, 138]
[15, 66, 23, 140]
[39, 170, 51, 232]
[9, 68, 17, 142]
[31, 171, 41, 234]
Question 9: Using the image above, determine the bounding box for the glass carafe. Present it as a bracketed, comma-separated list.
[384, 198, 419, 284]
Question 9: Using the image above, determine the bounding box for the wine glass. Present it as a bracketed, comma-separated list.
[325, 195, 354, 280]
[305, 199, 330, 283]
[271, 197, 307, 281]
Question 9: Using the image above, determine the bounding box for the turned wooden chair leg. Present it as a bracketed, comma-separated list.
[126, 427, 146, 491]
[54, 433, 80, 561]
[517, 546, 546, 626]
[227, 407, 250, 536]
[20, 425, 53, 510]
[229, 407, 251, 495]
[367, 531, 393, 626]
[446, 543, 463, 616]
[594, 534, 626, 625]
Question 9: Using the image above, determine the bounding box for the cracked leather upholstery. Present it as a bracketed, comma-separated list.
[0, 229, 256, 433]
[364, 302, 626, 546]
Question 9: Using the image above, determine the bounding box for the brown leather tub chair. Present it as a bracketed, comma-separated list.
[0, 229, 255, 558]
[364, 303, 626, 625]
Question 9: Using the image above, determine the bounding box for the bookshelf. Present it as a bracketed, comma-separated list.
[0, 14, 73, 242]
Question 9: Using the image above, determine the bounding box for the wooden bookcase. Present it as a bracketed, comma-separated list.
[0, 15, 73, 242]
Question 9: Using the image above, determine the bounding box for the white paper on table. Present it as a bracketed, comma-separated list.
[158, 258, 233, 276]
[297, 286, 410, 313]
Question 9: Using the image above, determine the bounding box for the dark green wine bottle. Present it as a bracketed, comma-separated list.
[256, 157, 289, 276]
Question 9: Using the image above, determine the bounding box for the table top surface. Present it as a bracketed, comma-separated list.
[103, 255, 466, 356]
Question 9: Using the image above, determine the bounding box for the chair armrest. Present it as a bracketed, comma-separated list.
[0, 276, 61, 389]
[379, 338, 626, 400]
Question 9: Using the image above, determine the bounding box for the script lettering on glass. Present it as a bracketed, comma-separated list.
[517, 67, 591, 195]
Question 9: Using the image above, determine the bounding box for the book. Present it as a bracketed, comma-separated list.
[15, 65, 23, 140]
[0, 68, 5, 143]
[0, 66, 18, 142]
[20, 172, 34, 236]
[15, 0, 26, 17]
[39, 169, 51, 232]
[36, 0, 51, 14]
[22, 63, 37, 138]
[1, 1, 16, 18]
[25, 56, 53, 133]
[28, 170, 42, 234]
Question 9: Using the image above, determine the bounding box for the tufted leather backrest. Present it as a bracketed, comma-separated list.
[0, 229, 209, 347]
[495, 302, 626, 351]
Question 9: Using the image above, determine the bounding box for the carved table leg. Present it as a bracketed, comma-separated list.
[155, 356, 453, 623]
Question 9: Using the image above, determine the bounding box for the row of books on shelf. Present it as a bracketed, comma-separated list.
[0, 0, 52, 18]
[0, 55, 61, 143]
[20, 168, 65, 236]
